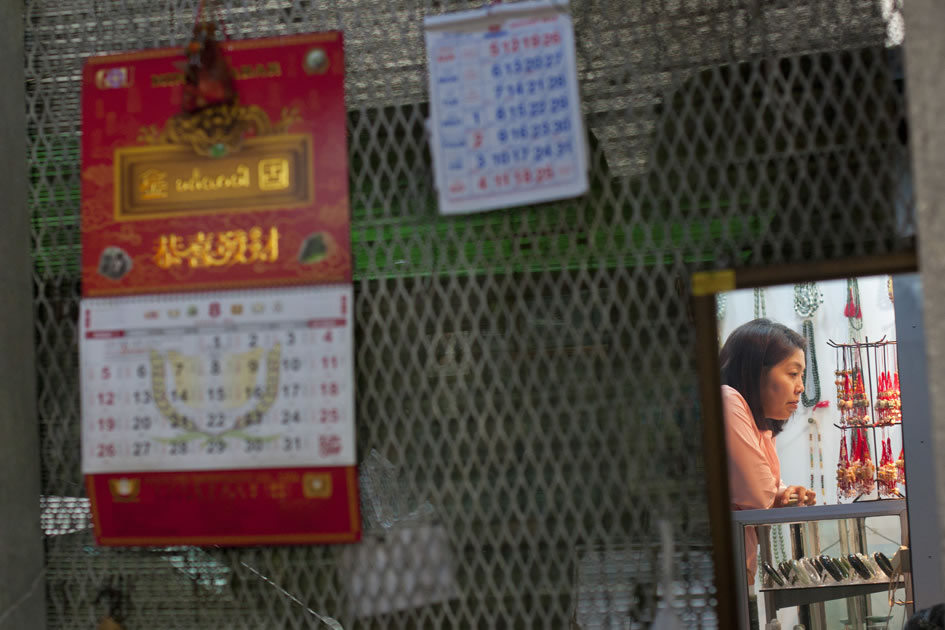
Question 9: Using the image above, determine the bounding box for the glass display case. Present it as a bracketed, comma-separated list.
[733, 501, 912, 629]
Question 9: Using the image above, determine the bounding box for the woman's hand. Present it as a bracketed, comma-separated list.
[775, 485, 817, 507]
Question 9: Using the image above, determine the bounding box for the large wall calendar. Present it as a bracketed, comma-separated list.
[424, 0, 589, 215]
[80, 32, 360, 546]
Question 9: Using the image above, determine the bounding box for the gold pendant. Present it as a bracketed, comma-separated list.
[97, 616, 125, 630]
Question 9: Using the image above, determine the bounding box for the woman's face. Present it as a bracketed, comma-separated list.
[761, 348, 806, 420]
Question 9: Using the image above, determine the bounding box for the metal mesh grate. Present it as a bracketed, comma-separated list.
[26, 0, 911, 627]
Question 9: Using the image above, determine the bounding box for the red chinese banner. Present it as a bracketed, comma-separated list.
[81, 31, 350, 297]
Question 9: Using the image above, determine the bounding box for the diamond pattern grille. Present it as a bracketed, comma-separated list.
[26, 1, 910, 628]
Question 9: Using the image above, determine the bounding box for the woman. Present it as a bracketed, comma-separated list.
[719, 318, 816, 587]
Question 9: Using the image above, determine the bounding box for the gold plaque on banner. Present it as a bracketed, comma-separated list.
[113, 134, 314, 220]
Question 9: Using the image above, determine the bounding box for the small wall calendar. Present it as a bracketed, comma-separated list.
[424, 0, 589, 215]
[80, 286, 354, 474]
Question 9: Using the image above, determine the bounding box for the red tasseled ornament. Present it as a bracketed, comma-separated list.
[844, 288, 856, 317]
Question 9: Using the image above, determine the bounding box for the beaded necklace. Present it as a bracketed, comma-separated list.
[771, 523, 788, 565]
[754, 287, 767, 319]
[715, 293, 726, 346]
[794, 282, 823, 407]
[808, 416, 826, 503]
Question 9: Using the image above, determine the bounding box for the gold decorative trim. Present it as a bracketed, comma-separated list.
[137, 101, 300, 158]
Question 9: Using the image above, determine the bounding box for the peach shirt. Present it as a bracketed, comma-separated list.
[722, 385, 786, 581]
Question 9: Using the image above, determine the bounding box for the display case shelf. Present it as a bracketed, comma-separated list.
[760, 578, 905, 609]
[731, 499, 906, 527]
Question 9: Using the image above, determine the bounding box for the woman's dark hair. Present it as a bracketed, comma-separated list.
[719, 318, 806, 435]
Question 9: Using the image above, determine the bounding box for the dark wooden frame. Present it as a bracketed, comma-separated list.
[691, 251, 918, 630]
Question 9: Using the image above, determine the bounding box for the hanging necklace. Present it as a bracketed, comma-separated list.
[845, 278, 863, 340]
[808, 417, 826, 503]
[754, 287, 767, 318]
[794, 282, 823, 318]
[772, 523, 788, 565]
[794, 282, 823, 407]
[715, 293, 726, 347]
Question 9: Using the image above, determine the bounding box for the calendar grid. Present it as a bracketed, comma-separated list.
[426, 1, 588, 214]
[80, 287, 355, 474]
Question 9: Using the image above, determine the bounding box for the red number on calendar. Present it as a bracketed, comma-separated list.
[322, 356, 339, 369]
[101, 366, 111, 380]
[320, 408, 340, 423]
[323, 330, 333, 342]
[98, 417, 116, 432]
[513, 168, 532, 184]
[97, 391, 115, 406]
[319, 434, 342, 456]
[502, 38, 519, 54]
[320, 382, 339, 396]
[96, 443, 116, 458]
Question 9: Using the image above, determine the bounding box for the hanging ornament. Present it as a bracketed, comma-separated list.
[887, 275, 895, 304]
[794, 282, 823, 407]
[753, 287, 767, 319]
[852, 427, 876, 496]
[876, 369, 889, 425]
[851, 346, 871, 426]
[877, 429, 898, 497]
[873, 343, 902, 426]
[162, 1, 265, 159]
[897, 445, 906, 487]
[835, 346, 854, 427]
[837, 432, 856, 500]
[891, 345, 902, 424]
[181, 2, 235, 114]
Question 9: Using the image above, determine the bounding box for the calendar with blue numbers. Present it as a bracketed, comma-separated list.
[80, 285, 355, 475]
[424, 0, 589, 215]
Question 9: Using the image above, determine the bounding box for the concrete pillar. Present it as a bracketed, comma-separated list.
[902, 0, 945, 604]
[0, 1, 46, 629]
